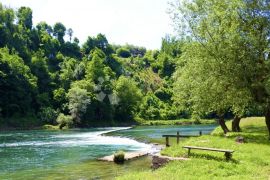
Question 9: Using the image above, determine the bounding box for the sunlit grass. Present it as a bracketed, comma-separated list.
[138, 119, 216, 126]
[117, 117, 270, 180]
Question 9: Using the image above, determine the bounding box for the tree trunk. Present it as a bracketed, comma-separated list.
[232, 116, 241, 132]
[218, 115, 230, 134]
[265, 109, 270, 139]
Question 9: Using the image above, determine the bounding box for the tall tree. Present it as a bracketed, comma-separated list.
[53, 22, 66, 44]
[67, 86, 91, 124]
[17, 7, 32, 29]
[114, 76, 142, 121]
[0, 48, 37, 119]
[171, 0, 260, 133]
[67, 28, 73, 42]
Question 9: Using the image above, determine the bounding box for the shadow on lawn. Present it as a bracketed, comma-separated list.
[185, 153, 239, 164]
[225, 126, 269, 145]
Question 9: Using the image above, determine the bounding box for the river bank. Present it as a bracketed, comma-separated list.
[117, 117, 270, 180]
[0, 124, 217, 179]
[0, 118, 217, 132]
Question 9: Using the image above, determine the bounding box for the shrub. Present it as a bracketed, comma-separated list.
[113, 151, 125, 164]
[37, 107, 59, 124]
[116, 48, 131, 58]
[56, 113, 73, 129]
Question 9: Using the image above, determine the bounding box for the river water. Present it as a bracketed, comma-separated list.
[0, 124, 217, 179]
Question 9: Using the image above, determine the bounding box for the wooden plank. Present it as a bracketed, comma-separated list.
[162, 135, 200, 137]
[183, 146, 234, 153]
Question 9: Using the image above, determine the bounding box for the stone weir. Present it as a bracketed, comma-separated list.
[98, 143, 188, 169]
[98, 151, 149, 162]
[98, 143, 165, 162]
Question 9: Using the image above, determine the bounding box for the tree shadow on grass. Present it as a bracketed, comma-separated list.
[215, 125, 270, 145]
[184, 153, 239, 164]
[225, 132, 269, 145]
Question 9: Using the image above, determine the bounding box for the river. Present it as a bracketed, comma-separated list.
[0, 124, 217, 179]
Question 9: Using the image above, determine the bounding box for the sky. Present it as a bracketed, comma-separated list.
[1, 0, 175, 50]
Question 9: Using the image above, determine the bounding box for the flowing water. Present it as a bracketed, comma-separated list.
[0, 124, 217, 179]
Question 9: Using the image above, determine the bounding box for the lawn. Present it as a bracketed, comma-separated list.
[138, 119, 216, 126]
[117, 117, 270, 180]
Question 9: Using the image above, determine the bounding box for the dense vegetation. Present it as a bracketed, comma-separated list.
[1, 0, 270, 138]
[171, 0, 270, 136]
[118, 117, 270, 179]
[0, 3, 184, 129]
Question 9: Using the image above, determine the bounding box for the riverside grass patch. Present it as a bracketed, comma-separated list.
[138, 119, 216, 126]
[117, 117, 270, 180]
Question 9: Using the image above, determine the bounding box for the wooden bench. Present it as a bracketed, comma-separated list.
[162, 131, 202, 147]
[183, 146, 234, 160]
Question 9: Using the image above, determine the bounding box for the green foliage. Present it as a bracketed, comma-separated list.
[37, 107, 59, 124]
[113, 151, 125, 164]
[85, 49, 107, 82]
[67, 86, 91, 123]
[83, 33, 113, 55]
[114, 76, 142, 121]
[56, 113, 73, 129]
[116, 48, 131, 58]
[53, 22, 66, 43]
[53, 88, 67, 109]
[171, 0, 270, 135]
[17, 7, 32, 29]
[0, 48, 37, 118]
[3, 2, 266, 129]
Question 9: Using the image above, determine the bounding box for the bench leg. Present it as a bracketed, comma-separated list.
[225, 152, 232, 160]
[166, 137, 170, 147]
[188, 148, 190, 157]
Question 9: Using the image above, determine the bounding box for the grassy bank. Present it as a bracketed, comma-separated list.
[137, 119, 216, 126]
[117, 117, 270, 180]
[0, 117, 217, 131]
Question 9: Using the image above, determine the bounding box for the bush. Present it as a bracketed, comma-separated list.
[116, 48, 131, 58]
[113, 151, 125, 164]
[56, 113, 73, 129]
[37, 107, 59, 124]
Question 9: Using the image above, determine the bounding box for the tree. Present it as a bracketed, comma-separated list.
[116, 48, 131, 58]
[0, 48, 37, 118]
[114, 76, 142, 121]
[17, 7, 33, 29]
[67, 28, 73, 42]
[82, 34, 113, 55]
[36, 21, 53, 35]
[67, 86, 91, 123]
[173, 43, 251, 133]
[31, 51, 51, 94]
[53, 22, 66, 44]
[171, 0, 256, 133]
[85, 49, 107, 82]
[56, 113, 73, 129]
[139, 93, 162, 120]
[59, 57, 77, 89]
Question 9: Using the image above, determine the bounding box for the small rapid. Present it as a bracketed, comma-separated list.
[0, 127, 151, 151]
[0, 124, 217, 179]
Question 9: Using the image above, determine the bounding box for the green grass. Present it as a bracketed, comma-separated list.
[117, 117, 270, 180]
[41, 124, 60, 130]
[138, 119, 216, 126]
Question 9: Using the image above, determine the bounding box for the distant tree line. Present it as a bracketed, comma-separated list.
[1, 1, 267, 134]
[0, 3, 187, 129]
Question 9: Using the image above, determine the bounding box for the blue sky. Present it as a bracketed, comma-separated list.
[1, 0, 174, 49]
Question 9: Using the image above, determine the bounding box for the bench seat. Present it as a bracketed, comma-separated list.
[183, 146, 234, 160]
